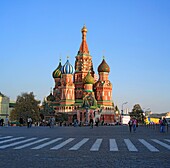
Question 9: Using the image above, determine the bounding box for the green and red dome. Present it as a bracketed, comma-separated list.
[98, 58, 110, 73]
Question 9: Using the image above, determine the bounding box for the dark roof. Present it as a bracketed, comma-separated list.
[0, 92, 5, 97]
[9, 102, 16, 108]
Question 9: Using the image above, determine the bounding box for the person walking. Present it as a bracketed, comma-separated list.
[19, 117, 24, 127]
[29, 117, 32, 127]
[133, 118, 137, 132]
[1, 118, 4, 126]
[89, 115, 94, 129]
[159, 118, 164, 132]
[160, 117, 167, 133]
[49, 117, 55, 128]
[95, 118, 99, 127]
[27, 117, 32, 128]
[27, 117, 30, 128]
[49, 117, 52, 128]
[128, 118, 133, 132]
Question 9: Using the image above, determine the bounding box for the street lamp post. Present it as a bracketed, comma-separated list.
[121, 102, 128, 115]
[143, 108, 150, 117]
[121, 102, 128, 125]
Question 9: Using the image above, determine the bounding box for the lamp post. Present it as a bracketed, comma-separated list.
[121, 102, 128, 125]
[121, 102, 128, 115]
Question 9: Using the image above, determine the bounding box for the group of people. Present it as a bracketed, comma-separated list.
[128, 117, 168, 133]
[89, 116, 100, 128]
[48, 117, 55, 128]
[128, 118, 138, 132]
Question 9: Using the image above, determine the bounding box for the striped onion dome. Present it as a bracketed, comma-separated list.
[98, 58, 110, 73]
[52, 60, 62, 78]
[61, 59, 74, 74]
[83, 71, 95, 84]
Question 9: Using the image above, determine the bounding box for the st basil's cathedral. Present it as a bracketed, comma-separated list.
[46, 25, 120, 125]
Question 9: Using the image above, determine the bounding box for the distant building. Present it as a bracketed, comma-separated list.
[46, 25, 119, 124]
[165, 112, 170, 118]
[145, 112, 170, 124]
[0, 92, 10, 120]
[9, 100, 16, 117]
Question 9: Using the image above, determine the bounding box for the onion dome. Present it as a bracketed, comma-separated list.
[61, 59, 74, 74]
[98, 58, 110, 73]
[83, 71, 95, 84]
[52, 60, 62, 78]
[47, 93, 55, 102]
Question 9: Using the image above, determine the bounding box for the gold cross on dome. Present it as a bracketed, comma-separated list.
[59, 53, 62, 62]
[102, 50, 105, 59]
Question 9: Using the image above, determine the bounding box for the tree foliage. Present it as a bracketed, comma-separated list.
[130, 104, 145, 123]
[39, 100, 55, 120]
[10, 92, 40, 123]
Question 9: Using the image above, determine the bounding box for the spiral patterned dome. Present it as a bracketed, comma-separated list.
[61, 59, 74, 74]
[83, 71, 95, 84]
[52, 61, 62, 78]
[98, 58, 110, 73]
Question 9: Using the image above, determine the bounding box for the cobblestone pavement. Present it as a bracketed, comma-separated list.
[0, 125, 169, 168]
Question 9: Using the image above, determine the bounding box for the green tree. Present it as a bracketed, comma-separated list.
[39, 100, 55, 120]
[130, 104, 145, 123]
[10, 92, 40, 123]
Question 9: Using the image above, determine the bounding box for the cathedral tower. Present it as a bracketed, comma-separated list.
[59, 58, 75, 106]
[95, 57, 113, 106]
[74, 25, 95, 102]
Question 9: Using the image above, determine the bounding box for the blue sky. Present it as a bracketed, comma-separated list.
[0, 0, 170, 113]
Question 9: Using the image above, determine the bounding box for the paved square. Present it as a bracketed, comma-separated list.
[0, 125, 169, 168]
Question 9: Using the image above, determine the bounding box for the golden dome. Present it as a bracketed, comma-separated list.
[81, 25, 87, 32]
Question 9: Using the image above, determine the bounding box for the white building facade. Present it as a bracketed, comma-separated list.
[0, 92, 10, 120]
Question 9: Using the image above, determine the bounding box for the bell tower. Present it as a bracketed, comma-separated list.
[74, 25, 95, 102]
